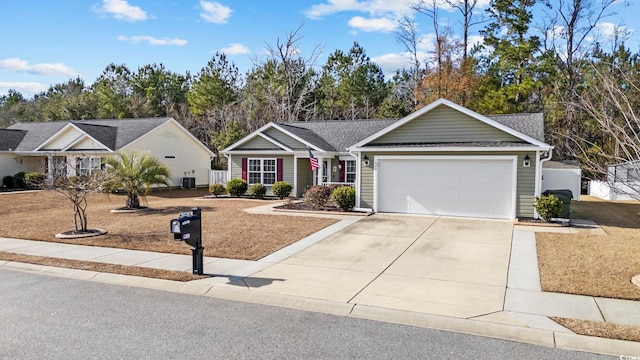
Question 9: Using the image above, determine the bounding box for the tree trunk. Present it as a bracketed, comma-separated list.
[127, 193, 140, 208]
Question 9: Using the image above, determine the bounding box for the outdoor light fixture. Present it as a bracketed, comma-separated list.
[523, 155, 531, 167]
[363, 156, 370, 166]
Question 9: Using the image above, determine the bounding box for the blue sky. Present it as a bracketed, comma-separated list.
[1, 0, 638, 98]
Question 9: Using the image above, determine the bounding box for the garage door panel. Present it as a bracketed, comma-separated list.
[377, 158, 514, 219]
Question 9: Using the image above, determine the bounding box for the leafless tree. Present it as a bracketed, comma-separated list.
[260, 23, 321, 122]
[542, 0, 621, 154]
[38, 163, 112, 234]
[570, 64, 640, 199]
[444, 0, 483, 60]
[396, 16, 424, 109]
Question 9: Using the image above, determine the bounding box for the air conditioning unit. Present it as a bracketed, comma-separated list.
[181, 177, 196, 189]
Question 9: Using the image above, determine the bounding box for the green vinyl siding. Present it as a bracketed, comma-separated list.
[370, 106, 520, 145]
[265, 127, 307, 149]
[237, 136, 282, 150]
[358, 151, 537, 218]
[297, 157, 313, 197]
[230, 154, 295, 196]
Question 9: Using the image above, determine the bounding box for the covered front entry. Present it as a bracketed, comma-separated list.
[375, 156, 516, 219]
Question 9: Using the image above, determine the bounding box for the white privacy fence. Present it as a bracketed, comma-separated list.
[210, 170, 229, 185]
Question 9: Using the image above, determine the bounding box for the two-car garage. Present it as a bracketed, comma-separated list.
[375, 156, 517, 219]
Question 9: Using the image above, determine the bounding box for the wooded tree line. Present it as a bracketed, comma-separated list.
[1, 0, 638, 179]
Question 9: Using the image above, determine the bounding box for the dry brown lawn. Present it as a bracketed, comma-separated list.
[0, 251, 205, 282]
[0, 189, 337, 260]
[552, 317, 640, 343]
[537, 196, 640, 300]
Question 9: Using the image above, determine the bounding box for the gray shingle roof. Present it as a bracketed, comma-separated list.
[5, 118, 170, 152]
[543, 160, 580, 169]
[272, 113, 544, 152]
[359, 141, 536, 148]
[486, 113, 545, 142]
[277, 119, 398, 152]
[0, 129, 27, 151]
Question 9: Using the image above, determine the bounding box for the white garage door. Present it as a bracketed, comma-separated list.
[376, 157, 515, 219]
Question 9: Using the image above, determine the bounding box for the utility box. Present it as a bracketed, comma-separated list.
[182, 177, 196, 189]
[170, 207, 204, 275]
[542, 189, 573, 219]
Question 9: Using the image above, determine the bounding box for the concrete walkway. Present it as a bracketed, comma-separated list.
[2, 207, 640, 356]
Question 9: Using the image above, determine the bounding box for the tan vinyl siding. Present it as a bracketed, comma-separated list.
[358, 151, 537, 218]
[516, 152, 536, 218]
[237, 136, 282, 150]
[265, 128, 307, 149]
[370, 106, 520, 144]
[359, 152, 375, 209]
[297, 158, 313, 197]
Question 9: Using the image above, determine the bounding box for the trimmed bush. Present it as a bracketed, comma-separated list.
[533, 194, 563, 221]
[304, 185, 332, 209]
[24, 172, 45, 189]
[2, 175, 15, 189]
[249, 183, 267, 199]
[13, 172, 26, 189]
[226, 178, 248, 197]
[208, 183, 227, 197]
[332, 186, 355, 211]
[272, 181, 292, 199]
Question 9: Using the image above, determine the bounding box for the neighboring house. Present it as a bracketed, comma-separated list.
[589, 160, 640, 200]
[541, 160, 582, 200]
[0, 118, 215, 188]
[222, 98, 554, 219]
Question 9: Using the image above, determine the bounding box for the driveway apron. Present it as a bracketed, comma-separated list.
[226, 214, 513, 319]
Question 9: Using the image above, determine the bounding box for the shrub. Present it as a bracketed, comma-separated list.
[249, 183, 267, 199]
[208, 183, 227, 197]
[533, 194, 563, 222]
[272, 181, 292, 199]
[13, 172, 26, 189]
[304, 185, 332, 209]
[226, 178, 248, 197]
[2, 175, 15, 189]
[24, 172, 45, 189]
[331, 186, 355, 211]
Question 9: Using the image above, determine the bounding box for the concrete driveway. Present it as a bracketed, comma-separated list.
[226, 214, 514, 319]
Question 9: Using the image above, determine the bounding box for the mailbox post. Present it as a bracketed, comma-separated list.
[170, 207, 204, 275]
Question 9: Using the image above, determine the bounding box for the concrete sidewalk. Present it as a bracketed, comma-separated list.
[2, 212, 640, 356]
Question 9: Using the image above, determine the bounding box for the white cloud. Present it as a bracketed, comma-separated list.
[371, 51, 430, 76]
[94, 0, 147, 21]
[220, 43, 250, 55]
[348, 16, 397, 32]
[0, 82, 48, 96]
[597, 22, 634, 39]
[117, 35, 188, 46]
[305, 0, 411, 19]
[0, 58, 78, 77]
[200, 1, 232, 24]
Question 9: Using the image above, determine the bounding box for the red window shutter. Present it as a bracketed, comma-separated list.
[277, 158, 283, 181]
[241, 158, 247, 181]
[339, 161, 346, 182]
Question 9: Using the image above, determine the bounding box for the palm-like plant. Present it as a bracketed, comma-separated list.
[103, 151, 171, 209]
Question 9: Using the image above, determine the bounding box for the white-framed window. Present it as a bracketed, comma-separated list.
[248, 158, 277, 185]
[345, 160, 356, 183]
[77, 156, 102, 176]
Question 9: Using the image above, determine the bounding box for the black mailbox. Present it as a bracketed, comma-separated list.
[170, 207, 204, 275]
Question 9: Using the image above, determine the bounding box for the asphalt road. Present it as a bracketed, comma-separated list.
[0, 269, 614, 360]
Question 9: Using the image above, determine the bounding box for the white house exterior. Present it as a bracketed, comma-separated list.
[0, 118, 215, 188]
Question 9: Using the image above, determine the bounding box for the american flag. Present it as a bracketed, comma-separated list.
[308, 148, 319, 171]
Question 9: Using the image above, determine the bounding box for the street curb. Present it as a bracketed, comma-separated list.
[3, 262, 640, 357]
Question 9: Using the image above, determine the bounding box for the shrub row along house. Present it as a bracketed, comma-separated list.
[222, 99, 553, 219]
[0, 117, 214, 188]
